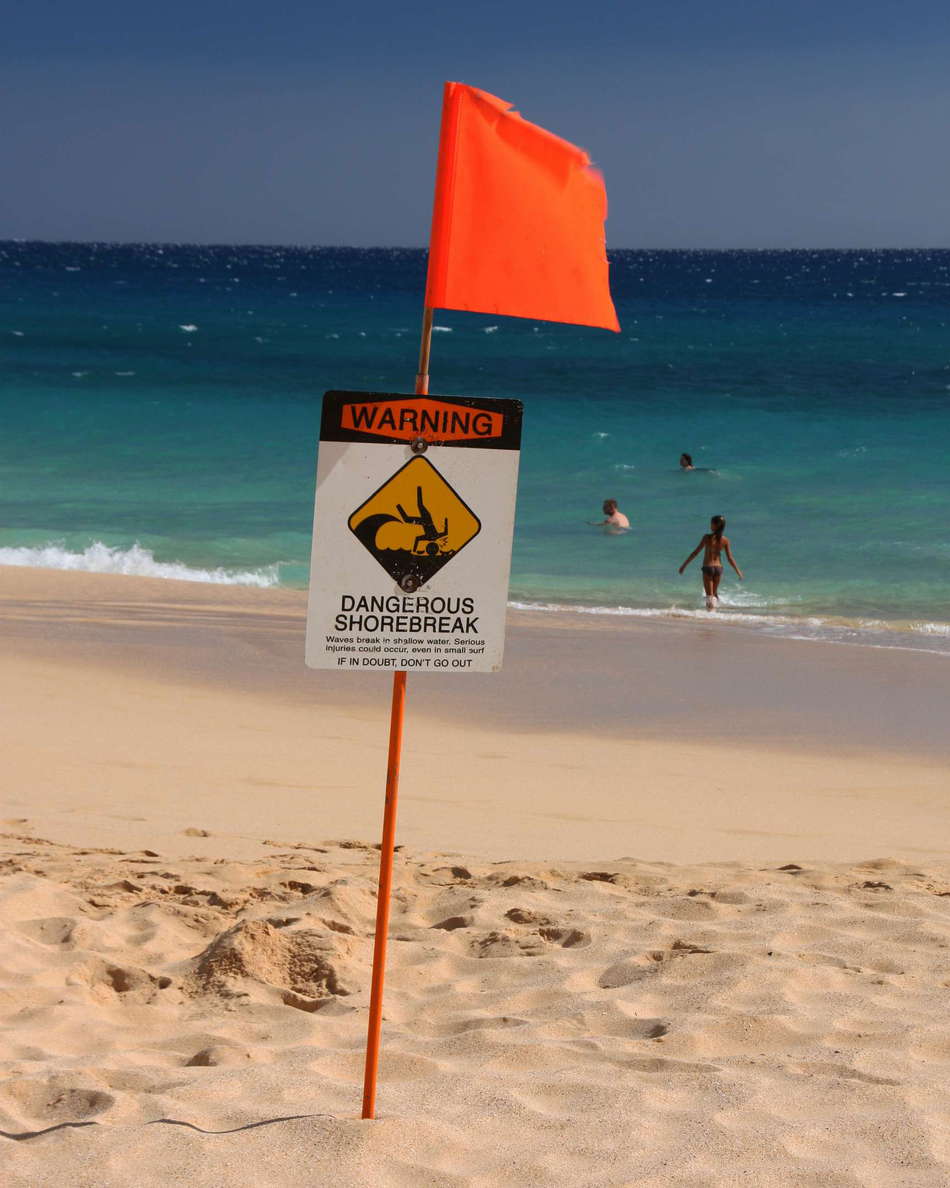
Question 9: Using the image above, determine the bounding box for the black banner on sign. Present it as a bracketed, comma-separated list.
[321, 390, 523, 451]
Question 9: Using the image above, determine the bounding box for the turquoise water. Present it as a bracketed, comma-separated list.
[2, 243, 949, 650]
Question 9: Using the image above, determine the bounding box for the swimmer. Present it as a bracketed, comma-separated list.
[589, 498, 630, 533]
[678, 514, 743, 610]
[679, 451, 718, 475]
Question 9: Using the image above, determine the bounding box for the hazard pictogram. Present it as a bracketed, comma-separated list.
[348, 456, 481, 587]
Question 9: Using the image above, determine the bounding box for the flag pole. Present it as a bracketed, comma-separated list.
[415, 306, 434, 395]
[361, 306, 434, 1121]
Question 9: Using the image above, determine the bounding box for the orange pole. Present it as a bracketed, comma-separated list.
[361, 668, 408, 1119]
[361, 307, 433, 1120]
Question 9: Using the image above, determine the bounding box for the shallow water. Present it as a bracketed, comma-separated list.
[2, 243, 948, 652]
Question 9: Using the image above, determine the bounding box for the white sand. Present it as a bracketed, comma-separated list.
[1, 568, 949, 1185]
[2, 837, 949, 1186]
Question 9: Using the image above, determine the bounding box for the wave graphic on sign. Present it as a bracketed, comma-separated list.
[348, 457, 480, 588]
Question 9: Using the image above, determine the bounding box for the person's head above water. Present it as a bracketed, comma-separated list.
[680, 453, 694, 469]
[711, 514, 725, 539]
[603, 499, 618, 515]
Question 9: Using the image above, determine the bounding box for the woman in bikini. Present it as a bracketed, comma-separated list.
[678, 514, 743, 610]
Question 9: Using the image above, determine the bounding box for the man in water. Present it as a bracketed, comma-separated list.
[589, 498, 630, 533]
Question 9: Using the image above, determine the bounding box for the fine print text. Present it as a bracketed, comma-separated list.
[326, 593, 485, 669]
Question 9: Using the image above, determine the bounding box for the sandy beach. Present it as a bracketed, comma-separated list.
[2, 568, 949, 1185]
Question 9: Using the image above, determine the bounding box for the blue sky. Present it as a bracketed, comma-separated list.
[4, 1, 950, 246]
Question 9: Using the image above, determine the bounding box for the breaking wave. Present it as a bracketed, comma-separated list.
[0, 542, 281, 587]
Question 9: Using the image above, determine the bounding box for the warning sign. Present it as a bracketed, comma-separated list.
[306, 391, 522, 674]
[348, 456, 480, 588]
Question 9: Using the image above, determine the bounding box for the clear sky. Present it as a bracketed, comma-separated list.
[4, 0, 950, 247]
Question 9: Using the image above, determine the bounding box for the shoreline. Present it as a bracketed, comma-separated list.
[509, 597, 950, 657]
[4, 548, 950, 655]
[2, 566, 948, 865]
[4, 564, 950, 752]
[5, 564, 950, 747]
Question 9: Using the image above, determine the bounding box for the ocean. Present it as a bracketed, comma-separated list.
[2, 242, 949, 653]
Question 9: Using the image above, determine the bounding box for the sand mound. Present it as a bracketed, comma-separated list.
[185, 919, 356, 1005]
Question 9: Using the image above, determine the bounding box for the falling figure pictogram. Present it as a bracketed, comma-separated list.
[348, 456, 481, 588]
[396, 486, 449, 557]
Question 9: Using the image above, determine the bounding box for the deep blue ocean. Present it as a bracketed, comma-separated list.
[2, 242, 949, 652]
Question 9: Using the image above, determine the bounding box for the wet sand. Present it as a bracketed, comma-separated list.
[1, 568, 947, 863]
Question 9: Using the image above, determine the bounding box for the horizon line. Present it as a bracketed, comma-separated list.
[3, 239, 949, 253]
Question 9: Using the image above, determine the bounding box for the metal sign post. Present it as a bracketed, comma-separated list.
[305, 319, 522, 1118]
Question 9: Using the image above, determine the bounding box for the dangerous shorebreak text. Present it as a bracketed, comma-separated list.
[332, 593, 479, 635]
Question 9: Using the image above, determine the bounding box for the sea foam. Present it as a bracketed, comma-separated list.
[0, 542, 281, 587]
[507, 600, 950, 656]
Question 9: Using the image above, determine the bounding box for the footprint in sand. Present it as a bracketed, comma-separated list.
[16, 916, 79, 947]
[598, 959, 657, 988]
[638, 1020, 670, 1039]
[598, 940, 715, 988]
[792, 1061, 898, 1086]
[470, 922, 591, 957]
[431, 915, 473, 931]
[185, 1044, 254, 1067]
[499, 874, 548, 889]
[2, 1080, 115, 1124]
[422, 865, 474, 884]
[471, 931, 545, 958]
[538, 926, 591, 949]
[441, 1015, 530, 1035]
[76, 957, 174, 1000]
[505, 908, 553, 926]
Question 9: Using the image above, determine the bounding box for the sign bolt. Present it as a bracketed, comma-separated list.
[399, 575, 422, 593]
[410, 437, 428, 454]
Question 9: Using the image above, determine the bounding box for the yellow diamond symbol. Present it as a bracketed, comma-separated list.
[348, 456, 481, 587]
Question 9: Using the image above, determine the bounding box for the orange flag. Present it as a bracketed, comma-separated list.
[424, 83, 620, 332]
